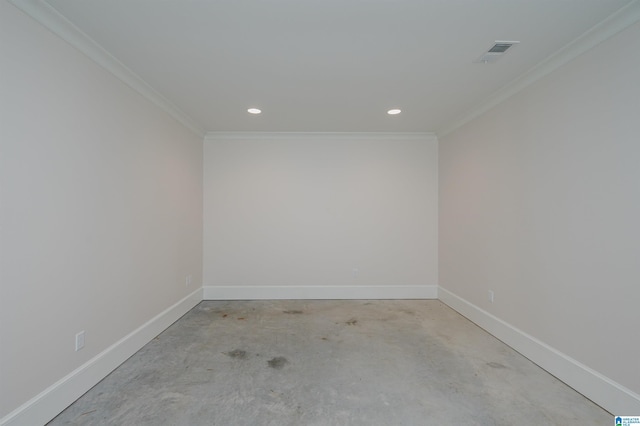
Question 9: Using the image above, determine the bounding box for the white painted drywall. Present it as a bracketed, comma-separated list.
[0, 2, 203, 419]
[203, 133, 437, 293]
[439, 20, 640, 398]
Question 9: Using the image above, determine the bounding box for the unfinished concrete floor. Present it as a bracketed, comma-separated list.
[49, 300, 610, 425]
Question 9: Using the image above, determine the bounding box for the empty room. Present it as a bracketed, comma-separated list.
[1, 0, 639, 424]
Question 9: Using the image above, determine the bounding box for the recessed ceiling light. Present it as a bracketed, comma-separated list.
[247, 108, 261, 114]
[387, 109, 401, 115]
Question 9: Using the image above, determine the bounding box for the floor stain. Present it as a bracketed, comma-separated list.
[268, 357, 288, 369]
[283, 310, 304, 314]
[346, 318, 358, 326]
[225, 349, 248, 359]
[47, 300, 613, 426]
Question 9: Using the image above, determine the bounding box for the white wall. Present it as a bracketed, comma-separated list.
[439, 21, 640, 411]
[4, 0, 636, 419]
[203, 133, 437, 298]
[0, 2, 203, 421]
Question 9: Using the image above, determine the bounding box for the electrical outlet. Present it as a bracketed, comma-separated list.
[75, 331, 85, 351]
[185, 274, 192, 287]
[352, 268, 359, 277]
[488, 290, 494, 303]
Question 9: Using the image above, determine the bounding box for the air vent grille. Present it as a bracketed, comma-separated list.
[475, 41, 520, 63]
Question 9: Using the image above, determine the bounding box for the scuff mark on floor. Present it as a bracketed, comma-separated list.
[487, 362, 507, 369]
[225, 349, 248, 359]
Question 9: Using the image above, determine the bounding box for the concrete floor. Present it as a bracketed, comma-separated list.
[49, 300, 610, 425]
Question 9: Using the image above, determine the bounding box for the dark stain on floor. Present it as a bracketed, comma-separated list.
[283, 310, 304, 314]
[267, 357, 288, 369]
[226, 349, 248, 359]
[346, 318, 358, 325]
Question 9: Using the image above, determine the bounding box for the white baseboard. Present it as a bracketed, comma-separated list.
[203, 285, 438, 300]
[6, 284, 635, 424]
[0, 288, 203, 426]
[438, 286, 640, 415]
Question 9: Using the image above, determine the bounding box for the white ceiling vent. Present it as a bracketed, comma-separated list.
[474, 41, 520, 63]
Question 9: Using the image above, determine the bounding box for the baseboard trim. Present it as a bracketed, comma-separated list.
[0, 288, 203, 426]
[203, 285, 438, 300]
[6, 285, 635, 423]
[438, 286, 640, 414]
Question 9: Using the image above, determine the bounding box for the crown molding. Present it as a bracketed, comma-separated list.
[436, 0, 640, 138]
[204, 132, 437, 142]
[10, 0, 206, 138]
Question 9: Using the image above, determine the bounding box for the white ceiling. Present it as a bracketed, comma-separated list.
[37, 0, 636, 133]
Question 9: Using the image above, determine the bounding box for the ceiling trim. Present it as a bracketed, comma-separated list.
[204, 132, 437, 142]
[436, 0, 640, 138]
[10, 0, 206, 138]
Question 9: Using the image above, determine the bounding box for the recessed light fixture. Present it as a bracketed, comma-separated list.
[387, 109, 401, 115]
[247, 108, 261, 114]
